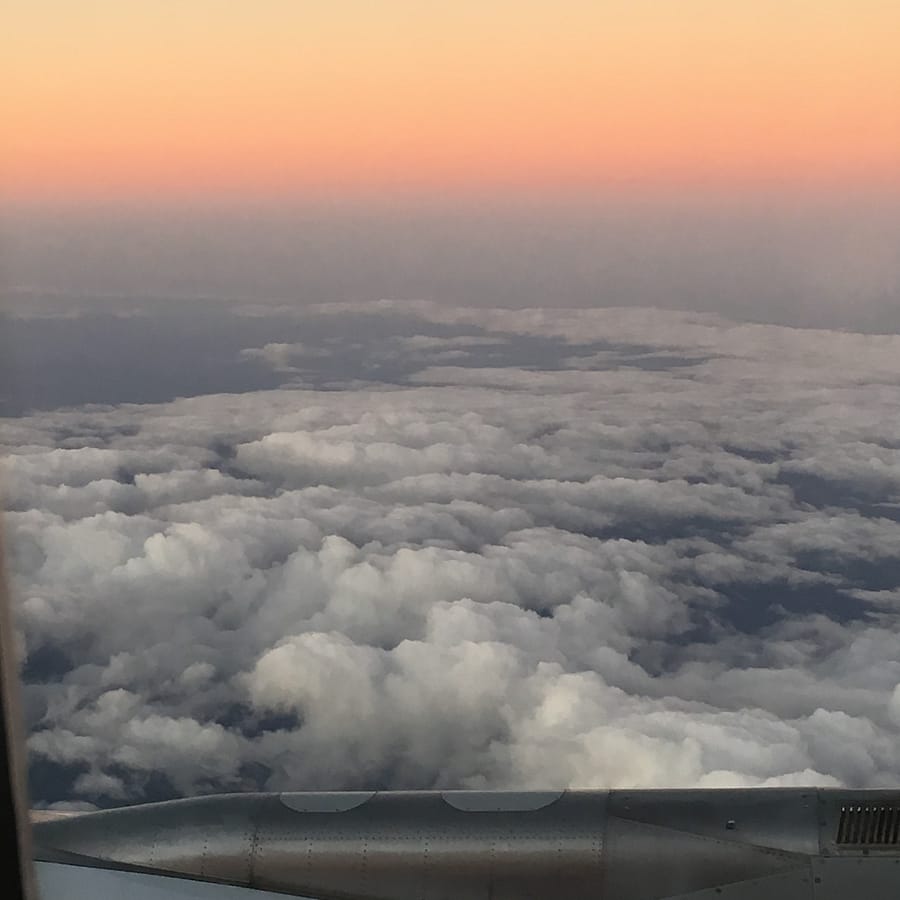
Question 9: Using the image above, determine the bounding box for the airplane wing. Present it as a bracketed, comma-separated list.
[29, 786, 900, 899]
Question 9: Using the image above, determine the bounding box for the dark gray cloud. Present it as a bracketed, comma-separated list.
[5, 304, 900, 808]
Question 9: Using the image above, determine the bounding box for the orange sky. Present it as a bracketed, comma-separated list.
[4, 1, 900, 199]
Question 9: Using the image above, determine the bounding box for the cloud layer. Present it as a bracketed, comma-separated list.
[6, 304, 900, 807]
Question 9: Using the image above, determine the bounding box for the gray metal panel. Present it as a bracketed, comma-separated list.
[811, 857, 900, 900]
[34, 793, 267, 885]
[602, 816, 808, 900]
[609, 789, 820, 855]
[663, 867, 814, 900]
[252, 790, 606, 900]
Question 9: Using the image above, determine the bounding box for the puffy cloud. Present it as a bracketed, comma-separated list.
[6, 304, 900, 805]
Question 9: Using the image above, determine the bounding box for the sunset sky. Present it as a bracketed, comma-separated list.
[4, 1, 899, 200]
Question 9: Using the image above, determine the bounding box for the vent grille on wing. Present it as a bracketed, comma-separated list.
[836, 806, 900, 845]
